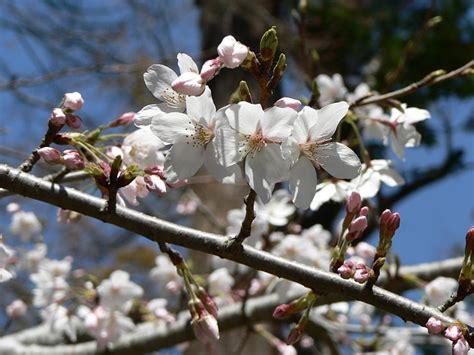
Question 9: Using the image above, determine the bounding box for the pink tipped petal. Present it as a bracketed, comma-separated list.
[171, 72, 205, 96]
[274, 97, 302, 111]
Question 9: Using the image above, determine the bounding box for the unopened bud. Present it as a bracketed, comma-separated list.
[196, 286, 218, 319]
[109, 112, 135, 127]
[191, 312, 220, 343]
[346, 216, 368, 241]
[63, 92, 84, 111]
[465, 226, 474, 254]
[273, 303, 293, 319]
[200, 58, 223, 81]
[37, 147, 62, 164]
[346, 191, 361, 214]
[62, 150, 84, 170]
[337, 260, 355, 279]
[444, 325, 463, 342]
[171, 72, 205, 96]
[274, 97, 302, 111]
[260, 26, 278, 63]
[353, 263, 370, 284]
[66, 114, 82, 129]
[6, 299, 27, 319]
[217, 35, 248, 69]
[50, 108, 66, 126]
[425, 317, 444, 335]
[287, 323, 304, 345]
[359, 206, 369, 217]
[452, 337, 470, 355]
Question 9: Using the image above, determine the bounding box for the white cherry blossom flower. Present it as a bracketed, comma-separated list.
[424, 276, 458, 307]
[316, 74, 347, 106]
[285, 102, 361, 209]
[146, 298, 175, 322]
[30, 268, 69, 307]
[257, 189, 295, 226]
[97, 270, 143, 312]
[135, 53, 199, 126]
[41, 303, 78, 341]
[121, 127, 166, 169]
[216, 102, 297, 202]
[9, 210, 42, 242]
[0, 237, 14, 282]
[151, 87, 240, 184]
[149, 255, 183, 295]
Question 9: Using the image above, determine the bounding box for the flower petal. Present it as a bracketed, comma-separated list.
[150, 113, 193, 144]
[310, 182, 336, 211]
[144, 64, 178, 100]
[224, 102, 263, 135]
[308, 101, 349, 142]
[289, 156, 318, 209]
[186, 87, 216, 126]
[177, 53, 199, 74]
[164, 141, 205, 183]
[261, 106, 297, 141]
[134, 103, 176, 127]
[204, 143, 244, 184]
[214, 115, 242, 166]
[316, 142, 361, 179]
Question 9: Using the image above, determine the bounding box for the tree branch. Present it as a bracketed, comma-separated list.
[0, 164, 472, 349]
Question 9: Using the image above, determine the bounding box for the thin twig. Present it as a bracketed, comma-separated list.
[226, 189, 257, 251]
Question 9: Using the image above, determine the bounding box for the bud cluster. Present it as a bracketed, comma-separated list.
[425, 319, 470, 355]
[37, 147, 85, 170]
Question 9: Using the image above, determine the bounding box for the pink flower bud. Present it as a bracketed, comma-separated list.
[171, 72, 205, 96]
[62, 150, 84, 170]
[287, 324, 304, 345]
[192, 312, 220, 343]
[466, 226, 474, 254]
[63, 92, 84, 111]
[109, 112, 135, 127]
[452, 337, 470, 355]
[346, 216, 368, 241]
[217, 35, 249, 69]
[337, 260, 355, 279]
[273, 303, 293, 319]
[196, 287, 219, 319]
[346, 191, 362, 214]
[37, 147, 62, 164]
[445, 325, 463, 342]
[353, 263, 370, 283]
[50, 108, 66, 126]
[387, 212, 401, 234]
[200, 58, 223, 81]
[425, 317, 444, 334]
[66, 114, 82, 129]
[274, 97, 302, 111]
[359, 206, 369, 217]
[6, 299, 27, 319]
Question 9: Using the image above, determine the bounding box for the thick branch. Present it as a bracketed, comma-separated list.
[351, 60, 474, 107]
[0, 164, 472, 348]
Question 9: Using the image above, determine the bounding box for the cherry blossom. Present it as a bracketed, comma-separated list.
[9, 210, 42, 242]
[424, 277, 458, 307]
[208, 268, 234, 296]
[257, 189, 295, 226]
[315, 74, 347, 106]
[6, 299, 27, 319]
[284, 102, 361, 209]
[151, 87, 240, 184]
[63, 92, 84, 111]
[217, 35, 248, 69]
[0, 237, 14, 282]
[215, 102, 297, 202]
[97, 270, 143, 312]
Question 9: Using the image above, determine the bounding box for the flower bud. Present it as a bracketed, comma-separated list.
[353, 263, 370, 284]
[109, 112, 135, 127]
[444, 325, 463, 342]
[37, 147, 62, 164]
[337, 260, 355, 279]
[425, 317, 444, 335]
[359, 206, 369, 217]
[196, 286, 218, 319]
[346, 216, 368, 241]
[260, 26, 278, 62]
[63, 92, 84, 111]
[200, 58, 223, 81]
[66, 114, 82, 129]
[465, 226, 474, 254]
[6, 299, 27, 319]
[191, 312, 220, 343]
[346, 191, 361, 214]
[50, 108, 66, 126]
[171, 72, 205, 96]
[217, 35, 249, 69]
[452, 337, 470, 355]
[287, 323, 304, 345]
[273, 303, 293, 319]
[62, 150, 84, 170]
[274, 97, 302, 111]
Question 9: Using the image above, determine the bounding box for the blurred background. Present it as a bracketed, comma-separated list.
[0, 0, 473, 348]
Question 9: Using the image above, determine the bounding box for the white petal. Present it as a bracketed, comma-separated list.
[245, 144, 290, 203]
[261, 106, 297, 141]
[403, 107, 431, 124]
[164, 141, 205, 182]
[213, 116, 242, 166]
[309, 102, 349, 142]
[397, 123, 421, 147]
[177, 53, 199, 74]
[134, 103, 176, 127]
[316, 142, 361, 179]
[390, 131, 406, 160]
[225, 102, 263, 135]
[354, 169, 380, 199]
[292, 108, 314, 143]
[378, 167, 405, 186]
[310, 182, 336, 210]
[144, 64, 177, 100]
[150, 112, 193, 144]
[204, 143, 244, 184]
[289, 156, 317, 209]
[185, 87, 216, 126]
[0, 268, 13, 282]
